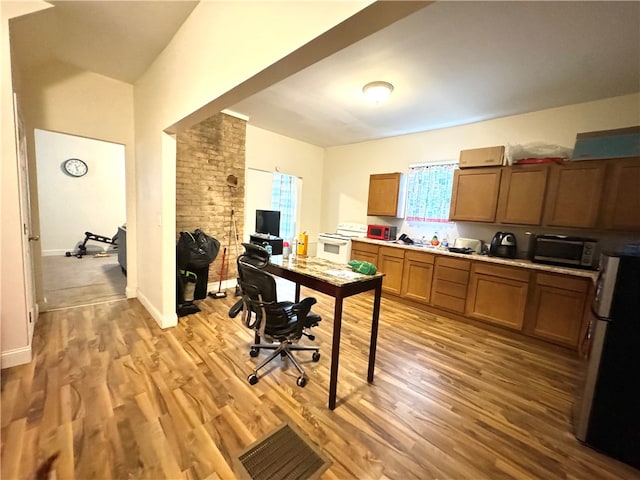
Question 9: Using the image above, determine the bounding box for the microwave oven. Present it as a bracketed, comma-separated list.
[367, 225, 397, 241]
[531, 234, 597, 269]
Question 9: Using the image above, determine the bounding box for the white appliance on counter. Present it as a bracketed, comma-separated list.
[317, 223, 368, 264]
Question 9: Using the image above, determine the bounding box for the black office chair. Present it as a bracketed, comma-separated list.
[231, 243, 321, 387]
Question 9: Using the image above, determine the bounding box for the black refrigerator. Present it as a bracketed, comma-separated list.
[574, 252, 640, 469]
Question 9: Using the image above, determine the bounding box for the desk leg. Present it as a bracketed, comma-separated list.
[328, 295, 344, 410]
[295, 283, 301, 303]
[367, 278, 382, 382]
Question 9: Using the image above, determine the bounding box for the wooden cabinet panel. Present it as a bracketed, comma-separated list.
[543, 161, 606, 228]
[401, 251, 435, 304]
[526, 273, 590, 348]
[449, 167, 502, 222]
[466, 264, 529, 330]
[378, 246, 405, 295]
[368, 173, 403, 217]
[351, 248, 379, 266]
[472, 263, 530, 282]
[431, 256, 470, 313]
[598, 157, 640, 231]
[350, 240, 380, 265]
[497, 164, 549, 225]
[435, 256, 471, 271]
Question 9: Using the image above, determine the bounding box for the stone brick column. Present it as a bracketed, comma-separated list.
[176, 113, 246, 287]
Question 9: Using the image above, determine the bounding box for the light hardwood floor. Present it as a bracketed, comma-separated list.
[2, 286, 639, 479]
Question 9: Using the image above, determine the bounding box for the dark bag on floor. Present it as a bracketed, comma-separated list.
[177, 229, 220, 269]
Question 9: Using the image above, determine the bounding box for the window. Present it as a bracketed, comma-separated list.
[405, 163, 456, 223]
[271, 172, 297, 240]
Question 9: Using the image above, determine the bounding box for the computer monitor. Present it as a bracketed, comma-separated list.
[255, 209, 280, 237]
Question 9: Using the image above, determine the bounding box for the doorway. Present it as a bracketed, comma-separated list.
[34, 129, 127, 310]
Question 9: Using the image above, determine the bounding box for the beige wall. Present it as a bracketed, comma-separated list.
[1, 0, 52, 367]
[19, 61, 136, 303]
[133, 1, 370, 327]
[245, 125, 325, 255]
[322, 93, 640, 235]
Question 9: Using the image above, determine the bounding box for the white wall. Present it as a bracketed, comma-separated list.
[322, 93, 640, 251]
[245, 125, 325, 255]
[133, 2, 368, 327]
[35, 129, 126, 255]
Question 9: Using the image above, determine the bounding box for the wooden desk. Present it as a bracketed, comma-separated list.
[265, 255, 384, 410]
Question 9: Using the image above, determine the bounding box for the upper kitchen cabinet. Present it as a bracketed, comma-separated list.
[367, 173, 406, 217]
[496, 164, 550, 225]
[598, 157, 640, 231]
[543, 161, 606, 228]
[449, 167, 502, 222]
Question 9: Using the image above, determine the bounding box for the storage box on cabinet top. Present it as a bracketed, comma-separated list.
[572, 126, 640, 161]
[459, 145, 505, 168]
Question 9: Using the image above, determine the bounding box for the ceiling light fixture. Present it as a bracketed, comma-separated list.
[362, 81, 394, 104]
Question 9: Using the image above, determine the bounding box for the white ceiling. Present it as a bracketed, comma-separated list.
[9, 1, 640, 147]
[9, 1, 199, 84]
[229, 1, 640, 146]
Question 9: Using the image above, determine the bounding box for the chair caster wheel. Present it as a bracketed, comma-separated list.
[250, 348, 259, 358]
[312, 352, 320, 362]
[280, 351, 287, 358]
[248, 373, 259, 385]
[296, 376, 307, 387]
[307, 334, 315, 341]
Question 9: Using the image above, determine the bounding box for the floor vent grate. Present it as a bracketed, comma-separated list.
[239, 423, 331, 480]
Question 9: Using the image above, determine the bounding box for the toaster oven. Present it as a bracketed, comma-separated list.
[531, 234, 597, 269]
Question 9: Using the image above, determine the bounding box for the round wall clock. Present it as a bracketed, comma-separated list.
[62, 158, 88, 177]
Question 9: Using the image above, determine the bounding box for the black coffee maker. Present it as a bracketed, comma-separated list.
[489, 232, 517, 258]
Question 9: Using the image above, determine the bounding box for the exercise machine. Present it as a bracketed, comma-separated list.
[66, 231, 118, 258]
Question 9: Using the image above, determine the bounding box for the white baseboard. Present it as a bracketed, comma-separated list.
[136, 289, 177, 329]
[42, 249, 71, 257]
[1, 345, 32, 369]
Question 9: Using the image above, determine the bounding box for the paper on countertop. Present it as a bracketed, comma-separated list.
[323, 269, 365, 279]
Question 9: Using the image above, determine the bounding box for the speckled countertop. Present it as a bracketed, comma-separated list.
[352, 237, 599, 282]
[269, 254, 385, 287]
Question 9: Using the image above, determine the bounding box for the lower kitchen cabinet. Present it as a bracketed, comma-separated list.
[466, 263, 530, 330]
[350, 240, 379, 266]
[525, 272, 590, 348]
[401, 250, 435, 304]
[351, 239, 594, 352]
[378, 246, 405, 295]
[431, 256, 470, 313]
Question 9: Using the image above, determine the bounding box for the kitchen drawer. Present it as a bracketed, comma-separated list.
[472, 263, 530, 282]
[379, 245, 406, 258]
[534, 272, 589, 293]
[436, 256, 471, 271]
[431, 292, 466, 313]
[435, 265, 470, 285]
[350, 240, 379, 254]
[434, 278, 468, 298]
[405, 250, 435, 264]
